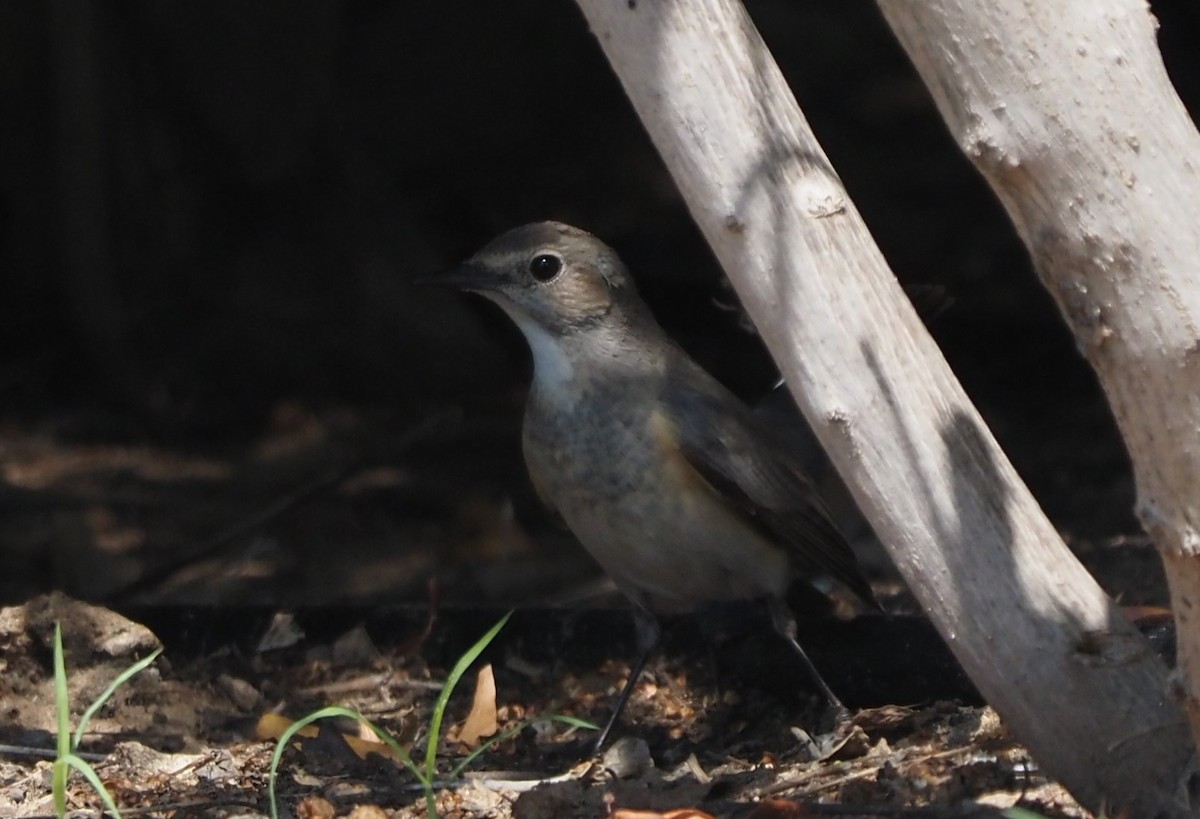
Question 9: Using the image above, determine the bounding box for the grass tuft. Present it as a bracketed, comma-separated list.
[268, 611, 595, 819]
[51, 622, 162, 819]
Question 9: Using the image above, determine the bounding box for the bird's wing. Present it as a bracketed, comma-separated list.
[661, 369, 877, 607]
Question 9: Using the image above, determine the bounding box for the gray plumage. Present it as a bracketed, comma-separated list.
[440, 221, 872, 611]
[429, 221, 875, 747]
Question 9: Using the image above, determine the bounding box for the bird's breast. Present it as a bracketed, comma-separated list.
[523, 377, 660, 505]
[522, 380, 790, 611]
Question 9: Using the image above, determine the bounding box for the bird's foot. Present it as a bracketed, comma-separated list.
[793, 703, 867, 761]
[822, 701, 854, 734]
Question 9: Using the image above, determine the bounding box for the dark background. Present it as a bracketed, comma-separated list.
[1, 1, 1195, 607]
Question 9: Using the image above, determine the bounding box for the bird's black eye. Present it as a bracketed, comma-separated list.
[528, 253, 562, 282]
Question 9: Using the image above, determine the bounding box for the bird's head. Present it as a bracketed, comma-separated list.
[426, 221, 650, 338]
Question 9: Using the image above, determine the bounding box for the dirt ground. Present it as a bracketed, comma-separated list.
[2, 591, 1107, 819]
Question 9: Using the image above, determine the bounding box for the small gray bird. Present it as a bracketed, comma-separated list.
[428, 221, 876, 748]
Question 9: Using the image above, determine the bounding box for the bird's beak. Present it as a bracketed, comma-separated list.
[415, 260, 495, 292]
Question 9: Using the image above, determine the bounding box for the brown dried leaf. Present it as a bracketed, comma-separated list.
[458, 662, 499, 748]
[345, 805, 392, 819]
[254, 711, 410, 762]
[295, 795, 336, 819]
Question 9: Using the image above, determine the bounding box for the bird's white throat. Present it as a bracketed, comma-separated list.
[508, 312, 577, 390]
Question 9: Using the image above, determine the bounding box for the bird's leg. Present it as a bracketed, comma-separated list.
[593, 608, 661, 753]
[767, 596, 850, 726]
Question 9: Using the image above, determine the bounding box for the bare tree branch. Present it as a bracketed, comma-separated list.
[880, 0, 1200, 766]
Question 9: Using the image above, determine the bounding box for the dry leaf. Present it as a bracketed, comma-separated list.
[256, 712, 318, 743]
[345, 806, 392, 819]
[458, 662, 499, 748]
[254, 712, 410, 762]
[295, 795, 336, 819]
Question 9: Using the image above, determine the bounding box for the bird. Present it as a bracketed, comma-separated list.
[425, 221, 878, 750]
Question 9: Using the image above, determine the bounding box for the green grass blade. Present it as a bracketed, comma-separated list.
[53, 624, 70, 759]
[64, 754, 123, 819]
[51, 758, 67, 819]
[447, 715, 598, 779]
[446, 724, 524, 779]
[52, 624, 70, 819]
[543, 715, 598, 730]
[423, 611, 512, 780]
[73, 647, 162, 752]
[267, 706, 424, 819]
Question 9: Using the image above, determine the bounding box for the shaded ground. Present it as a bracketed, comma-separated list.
[2, 594, 1118, 819]
[0, 396, 1175, 818]
[0, 388, 1166, 611]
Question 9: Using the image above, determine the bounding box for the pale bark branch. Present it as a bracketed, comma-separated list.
[574, 0, 1194, 814]
[879, 0, 1200, 771]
